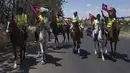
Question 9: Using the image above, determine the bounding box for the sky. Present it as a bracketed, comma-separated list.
[63, 0, 130, 19]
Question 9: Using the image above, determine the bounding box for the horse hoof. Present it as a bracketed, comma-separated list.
[105, 49, 108, 54]
[41, 60, 46, 65]
[78, 49, 80, 55]
[102, 56, 105, 61]
[95, 50, 97, 55]
[13, 63, 17, 69]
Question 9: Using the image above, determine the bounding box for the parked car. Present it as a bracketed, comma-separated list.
[86, 25, 93, 37]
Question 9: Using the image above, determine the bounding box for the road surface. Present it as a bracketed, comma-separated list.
[0, 31, 130, 73]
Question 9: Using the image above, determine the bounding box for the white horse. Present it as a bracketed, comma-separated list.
[28, 21, 49, 64]
[93, 22, 107, 61]
[37, 20, 49, 64]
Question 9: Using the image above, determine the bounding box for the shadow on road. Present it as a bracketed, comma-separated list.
[48, 49, 67, 53]
[105, 53, 117, 62]
[80, 49, 91, 59]
[46, 54, 63, 67]
[105, 52, 130, 63]
[115, 52, 130, 63]
[19, 56, 38, 73]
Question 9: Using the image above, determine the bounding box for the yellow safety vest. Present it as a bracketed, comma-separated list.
[57, 16, 63, 25]
[107, 17, 116, 27]
[72, 16, 80, 23]
[37, 15, 44, 26]
[93, 19, 98, 28]
[16, 13, 27, 26]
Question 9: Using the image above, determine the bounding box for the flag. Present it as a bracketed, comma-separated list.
[32, 6, 41, 16]
[102, 3, 108, 11]
[31, 5, 41, 24]
[107, 7, 113, 13]
[89, 13, 94, 24]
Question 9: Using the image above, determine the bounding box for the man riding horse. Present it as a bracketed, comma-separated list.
[101, 7, 120, 57]
[16, 7, 28, 43]
[56, 12, 64, 34]
[70, 11, 83, 40]
[92, 14, 102, 42]
[34, 7, 51, 43]
[101, 7, 119, 41]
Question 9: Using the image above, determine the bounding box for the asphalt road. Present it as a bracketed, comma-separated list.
[0, 31, 130, 73]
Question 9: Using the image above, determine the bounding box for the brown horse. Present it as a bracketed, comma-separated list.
[107, 20, 120, 57]
[71, 22, 82, 55]
[6, 21, 26, 68]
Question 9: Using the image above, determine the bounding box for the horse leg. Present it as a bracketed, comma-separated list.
[73, 39, 76, 54]
[48, 31, 51, 41]
[35, 31, 38, 42]
[43, 37, 48, 64]
[23, 44, 26, 60]
[62, 32, 66, 42]
[101, 41, 105, 61]
[67, 31, 70, 42]
[39, 42, 46, 64]
[110, 41, 114, 56]
[114, 41, 117, 58]
[54, 34, 59, 43]
[94, 41, 97, 55]
[77, 40, 80, 55]
[12, 45, 17, 68]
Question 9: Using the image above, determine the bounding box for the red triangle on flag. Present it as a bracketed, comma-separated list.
[32, 6, 41, 16]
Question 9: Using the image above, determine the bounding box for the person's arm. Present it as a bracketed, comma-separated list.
[101, 10, 106, 18]
[106, 10, 111, 17]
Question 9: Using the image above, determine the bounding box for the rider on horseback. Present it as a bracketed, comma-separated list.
[71, 11, 83, 38]
[56, 12, 64, 33]
[16, 7, 28, 42]
[101, 7, 119, 41]
[35, 7, 50, 42]
[92, 14, 102, 41]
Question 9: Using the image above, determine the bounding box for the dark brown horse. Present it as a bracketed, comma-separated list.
[58, 24, 71, 42]
[107, 20, 120, 57]
[50, 15, 70, 44]
[6, 21, 26, 68]
[71, 22, 82, 55]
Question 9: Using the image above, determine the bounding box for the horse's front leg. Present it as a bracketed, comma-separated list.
[77, 40, 80, 55]
[62, 32, 66, 42]
[73, 39, 76, 54]
[101, 41, 105, 61]
[12, 45, 17, 68]
[114, 41, 117, 58]
[67, 31, 70, 42]
[39, 42, 46, 64]
[110, 41, 114, 56]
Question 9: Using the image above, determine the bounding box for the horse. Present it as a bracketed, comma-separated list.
[6, 21, 27, 68]
[93, 20, 108, 61]
[71, 22, 82, 55]
[107, 19, 120, 58]
[57, 23, 71, 42]
[35, 20, 49, 64]
[50, 21, 59, 43]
